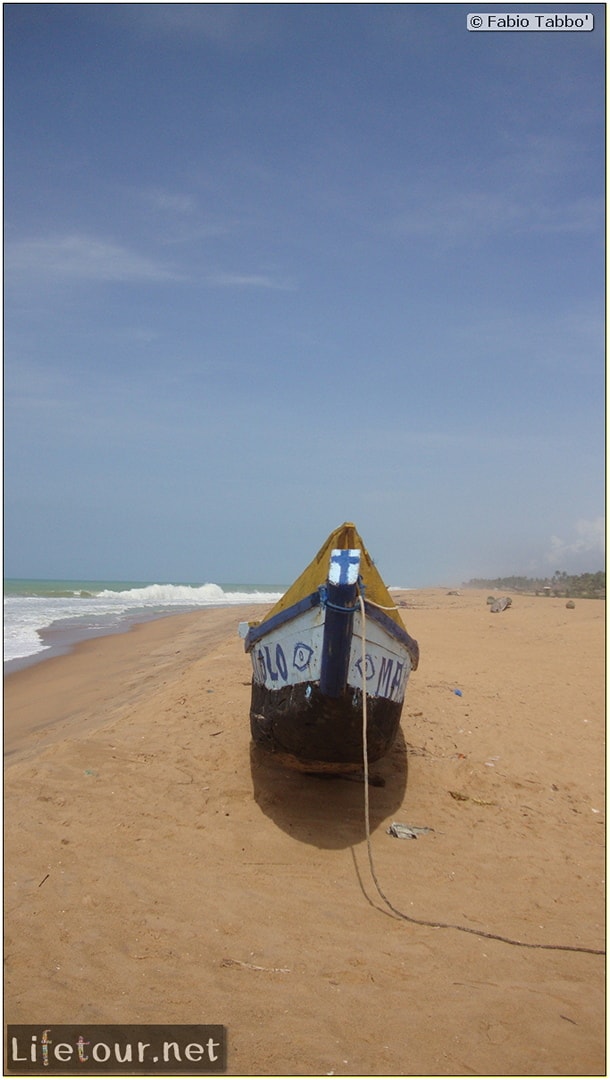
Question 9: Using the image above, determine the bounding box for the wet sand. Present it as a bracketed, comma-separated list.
[4, 590, 605, 1075]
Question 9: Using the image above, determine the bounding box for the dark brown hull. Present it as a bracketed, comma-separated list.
[249, 679, 403, 773]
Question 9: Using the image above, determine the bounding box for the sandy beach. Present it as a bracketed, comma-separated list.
[4, 589, 605, 1076]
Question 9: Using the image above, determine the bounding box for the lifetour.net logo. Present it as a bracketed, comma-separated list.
[6, 1026, 227, 1074]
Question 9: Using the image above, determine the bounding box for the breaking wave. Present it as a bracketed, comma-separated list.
[4, 581, 283, 665]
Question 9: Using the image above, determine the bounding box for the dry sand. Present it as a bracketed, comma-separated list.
[4, 590, 605, 1075]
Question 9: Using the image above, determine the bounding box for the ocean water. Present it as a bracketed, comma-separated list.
[4, 578, 285, 668]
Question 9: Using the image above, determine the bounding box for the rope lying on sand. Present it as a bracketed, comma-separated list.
[356, 594, 605, 957]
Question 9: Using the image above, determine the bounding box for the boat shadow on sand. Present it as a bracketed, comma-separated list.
[249, 726, 408, 850]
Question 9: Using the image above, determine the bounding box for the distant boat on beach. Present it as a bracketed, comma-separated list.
[240, 523, 419, 773]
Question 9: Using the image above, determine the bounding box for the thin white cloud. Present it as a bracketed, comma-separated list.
[143, 189, 198, 215]
[390, 190, 523, 245]
[545, 517, 605, 567]
[6, 234, 183, 283]
[527, 196, 603, 236]
[452, 300, 604, 373]
[135, 187, 234, 246]
[5, 357, 75, 416]
[115, 326, 159, 344]
[207, 271, 296, 290]
[5, 233, 296, 293]
[384, 125, 603, 248]
[388, 188, 603, 247]
[113, 3, 281, 51]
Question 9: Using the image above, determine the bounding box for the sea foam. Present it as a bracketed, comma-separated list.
[4, 581, 283, 665]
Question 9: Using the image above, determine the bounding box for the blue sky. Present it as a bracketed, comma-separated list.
[4, 2, 605, 586]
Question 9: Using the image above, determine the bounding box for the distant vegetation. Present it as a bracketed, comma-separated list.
[464, 570, 605, 599]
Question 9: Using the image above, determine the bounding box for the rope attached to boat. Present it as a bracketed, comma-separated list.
[362, 597, 400, 612]
[356, 592, 604, 957]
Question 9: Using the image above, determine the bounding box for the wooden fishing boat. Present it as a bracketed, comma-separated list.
[240, 523, 419, 772]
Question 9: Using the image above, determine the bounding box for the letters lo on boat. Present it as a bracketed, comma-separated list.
[240, 523, 419, 772]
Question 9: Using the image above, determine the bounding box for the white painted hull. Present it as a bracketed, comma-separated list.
[249, 605, 413, 707]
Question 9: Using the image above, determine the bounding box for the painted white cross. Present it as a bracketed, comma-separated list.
[329, 549, 361, 587]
